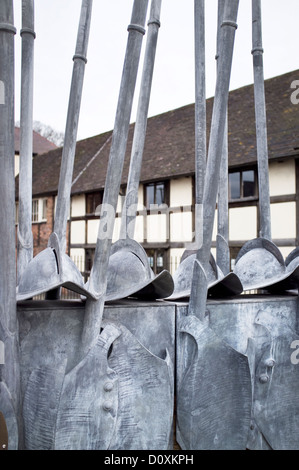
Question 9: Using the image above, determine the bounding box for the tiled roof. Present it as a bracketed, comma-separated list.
[14, 127, 57, 155]
[17, 69, 299, 197]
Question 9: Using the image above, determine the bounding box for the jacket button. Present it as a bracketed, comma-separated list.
[104, 381, 114, 392]
[259, 374, 269, 384]
[103, 400, 113, 412]
[264, 358, 275, 368]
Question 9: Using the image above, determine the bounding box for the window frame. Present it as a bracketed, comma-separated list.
[144, 181, 169, 210]
[16, 198, 47, 224]
[228, 168, 258, 201]
[85, 191, 103, 216]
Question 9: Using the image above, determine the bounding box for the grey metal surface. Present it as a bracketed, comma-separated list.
[107, 1, 174, 302]
[176, 314, 252, 450]
[17, 0, 35, 283]
[120, 0, 162, 241]
[17, 300, 175, 450]
[216, 0, 230, 275]
[232, 1, 288, 293]
[253, 329, 299, 449]
[166, 251, 242, 300]
[252, 0, 271, 241]
[54, 0, 93, 253]
[81, 0, 149, 359]
[16, 0, 93, 302]
[170, 0, 241, 304]
[16, 233, 96, 301]
[189, 0, 240, 321]
[233, 237, 299, 291]
[105, 239, 173, 301]
[0, 0, 20, 450]
[194, 0, 206, 238]
[176, 293, 299, 450]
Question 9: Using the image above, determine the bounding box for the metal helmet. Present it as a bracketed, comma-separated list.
[166, 250, 243, 300]
[16, 233, 96, 301]
[233, 237, 299, 292]
[104, 239, 174, 302]
[265, 246, 299, 292]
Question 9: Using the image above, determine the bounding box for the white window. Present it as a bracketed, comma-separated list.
[15, 198, 47, 224]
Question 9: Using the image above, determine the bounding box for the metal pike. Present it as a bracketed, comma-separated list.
[233, 0, 299, 292]
[165, 0, 243, 302]
[51, 0, 173, 449]
[17, 0, 35, 283]
[22, 0, 151, 450]
[16, 0, 95, 302]
[0, 0, 20, 450]
[104, 0, 174, 303]
[176, 0, 252, 450]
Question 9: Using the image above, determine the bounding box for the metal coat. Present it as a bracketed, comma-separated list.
[176, 315, 252, 450]
[23, 320, 173, 450]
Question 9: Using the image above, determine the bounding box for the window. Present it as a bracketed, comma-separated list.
[145, 182, 168, 209]
[146, 248, 168, 274]
[229, 170, 257, 200]
[16, 198, 47, 224]
[32, 198, 47, 222]
[86, 192, 103, 215]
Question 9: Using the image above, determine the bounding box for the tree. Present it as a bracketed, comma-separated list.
[15, 120, 65, 146]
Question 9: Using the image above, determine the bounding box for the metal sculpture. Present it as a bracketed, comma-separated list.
[233, 0, 299, 292]
[80, 0, 150, 359]
[16, 0, 95, 302]
[103, 0, 174, 302]
[0, 0, 20, 451]
[216, 0, 230, 275]
[164, 0, 243, 303]
[176, 0, 254, 450]
[1, 0, 299, 452]
[17, 0, 35, 283]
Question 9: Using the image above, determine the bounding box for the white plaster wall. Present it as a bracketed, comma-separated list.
[87, 217, 122, 244]
[270, 202, 296, 239]
[170, 177, 192, 207]
[269, 160, 295, 196]
[146, 214, 167, 242]
[170, 211, 193, 242]
[229, 206, 257, 240]
[71, 194, 85, 217]
[134, 215, 144, 243]
[70, 220, 85, 244]
[87, 219, 98, 244]
[279, 246, 294, 259]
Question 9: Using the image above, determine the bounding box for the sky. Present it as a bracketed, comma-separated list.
[12, 0, 299, 142]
